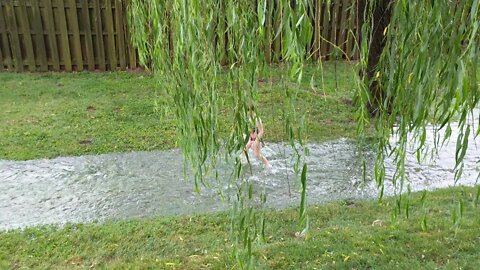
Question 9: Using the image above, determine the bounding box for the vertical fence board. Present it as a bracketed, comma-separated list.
[305, 2, 313, 60]
[123, 6, 136, 69]
[320, 3, 330, 58]
[331, 2, 340, 59]
[104, 0, 117, 69]
[32, 0, 48, 71]
[345, 0, 356, 59]
[337, 0, 348, 58]
[0, 38, 3, 70]
[0, 3, 4, 70]
[81, 0, 94, 70]
[67, 0, 83, 71]
[353, 0, 360, 60]
[93, 0, 105, 71]
[272, 0, 282, 62]
[18, 1, 36, 71]
[264, 0, 273, 64]
[218, 0, 227, 66]
[312, 0, 321, 61]
[0, 48, 3, 70]
[44, 0, 59, 71]
[5, 2, 23, 71]
[0, 3, 13, 70]
[56, 0, 72, 71]
[115, 0, 126, 70]
[0, 36, 3, 69]
[0, 2, 2, 70]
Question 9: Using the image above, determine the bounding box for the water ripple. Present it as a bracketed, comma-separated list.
[1, 127, 479, 230]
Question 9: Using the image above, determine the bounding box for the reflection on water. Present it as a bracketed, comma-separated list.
[1, 125, 479, 230]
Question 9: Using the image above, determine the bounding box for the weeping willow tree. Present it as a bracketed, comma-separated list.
[128, 0, 311, 268]
[127, 0, 479, 267]
[356, 0, 480, 225]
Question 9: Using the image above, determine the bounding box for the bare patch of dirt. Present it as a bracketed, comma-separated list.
[79, 139, 93, 145]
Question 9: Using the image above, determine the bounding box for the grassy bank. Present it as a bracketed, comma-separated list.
[3, 63, 478, 270]
[0, 62, 357, 160]
[1, 187, 479, 269]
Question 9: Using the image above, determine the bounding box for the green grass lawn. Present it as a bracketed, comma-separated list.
[0, 62, 357, 160]
[1, 187, 478, 269]
[2, 63, 478, 269]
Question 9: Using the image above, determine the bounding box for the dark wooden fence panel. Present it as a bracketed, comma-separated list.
[0, 3, 11, 70]
[0, 0, 139, 71]
[312, 0, 359, 61]
[0, 0, 359, 72]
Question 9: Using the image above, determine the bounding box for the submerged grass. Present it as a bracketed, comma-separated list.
[0, 62, 357, 160]
[1, 187, 478, 269]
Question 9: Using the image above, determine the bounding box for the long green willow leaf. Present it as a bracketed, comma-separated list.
[356, 0, 480, 217]
[127, 0, 315, 268]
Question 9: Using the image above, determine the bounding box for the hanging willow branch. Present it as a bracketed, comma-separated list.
[128, 0, 313, 268]
[356, 0, 480, 217]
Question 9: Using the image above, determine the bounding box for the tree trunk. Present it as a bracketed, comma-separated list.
[358, 0, 393, 115]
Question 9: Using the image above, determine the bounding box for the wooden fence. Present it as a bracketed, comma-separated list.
[310, 0, 359, 61]
[0, 0, 359, 72]
[0, 0, 137, 72]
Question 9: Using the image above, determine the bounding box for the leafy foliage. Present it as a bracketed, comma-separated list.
[356, 0, 480, 218]
[127, 0, 313, 267]
[128, 0, 479, 267]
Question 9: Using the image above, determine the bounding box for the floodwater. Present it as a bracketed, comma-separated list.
[1, 123, 479, 230]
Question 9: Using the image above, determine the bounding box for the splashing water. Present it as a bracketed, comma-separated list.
[1, 125, 479, 230]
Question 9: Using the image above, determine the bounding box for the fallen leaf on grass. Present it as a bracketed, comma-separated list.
[372, 220, 384, 226]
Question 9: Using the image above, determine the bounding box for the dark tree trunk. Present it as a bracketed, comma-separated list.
[358, 0, 393, 115]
